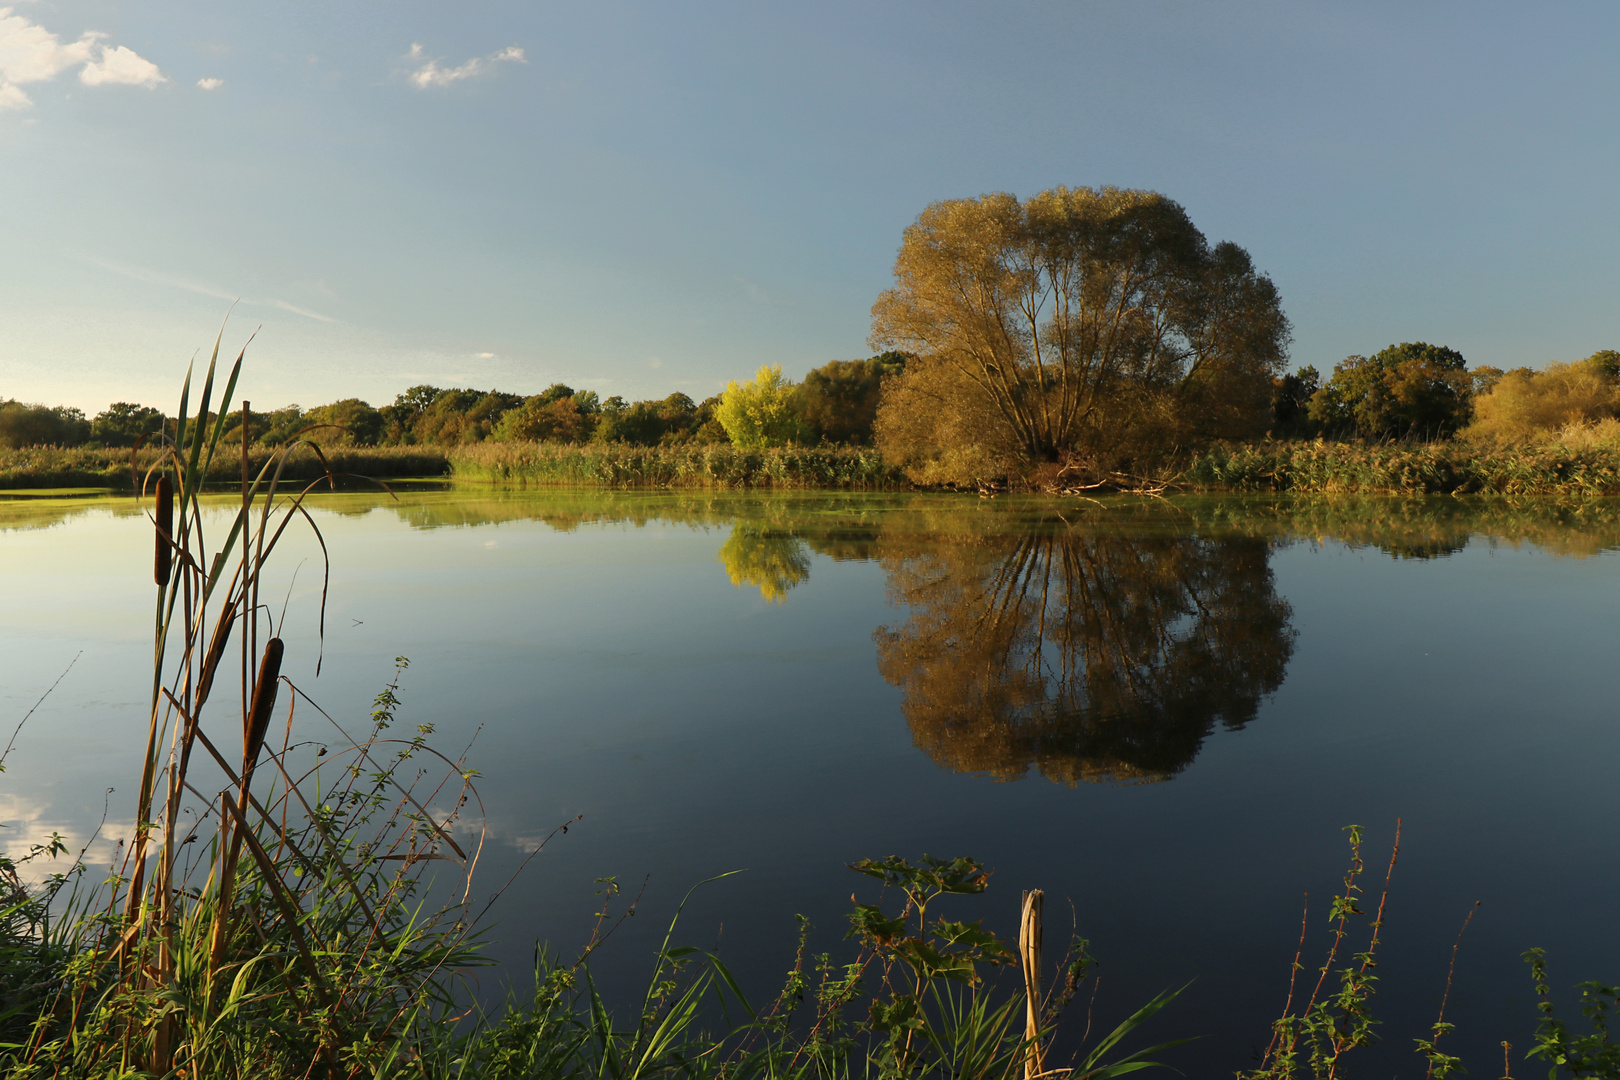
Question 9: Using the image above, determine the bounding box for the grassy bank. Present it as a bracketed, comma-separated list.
[15, 437, 1620, 497]
[448, 441, 902, 488]
[0, 444, 450, 490]
[448, 438, 1620, 496]
[1181, 439, 1620, 495]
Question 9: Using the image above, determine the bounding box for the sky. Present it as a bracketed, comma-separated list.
[2, 2, 1618, 414]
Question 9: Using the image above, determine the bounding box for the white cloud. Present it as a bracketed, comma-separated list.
[0, 81, 29, 112]
[0, 10, 95, 84]
[0, 8, 164, 108]
[196, 76, 222, 91]
[407, 41, 524, 89]
[80, 43, 164, 87]
[81, 254, 234, 301]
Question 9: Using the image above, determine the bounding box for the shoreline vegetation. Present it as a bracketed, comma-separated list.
[12, 437, 1620, 496]
[0, 444, 452, 491]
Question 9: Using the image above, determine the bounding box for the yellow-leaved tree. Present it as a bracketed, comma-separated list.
[716, 364, 807, 448]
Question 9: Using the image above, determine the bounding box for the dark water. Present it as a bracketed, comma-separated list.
[3, 488, 1619, 1075]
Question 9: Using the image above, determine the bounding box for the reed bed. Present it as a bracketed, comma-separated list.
[1181, 439, 1620, 495]
[0, 444, 449, 490]
[449, 441, 903, 489]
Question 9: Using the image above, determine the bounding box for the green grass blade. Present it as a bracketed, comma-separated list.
[1077, 983, 1194, 1077]
[174, 356, 195, 459]
[185, 324, 225, 483]
[201, 343, 248, 477]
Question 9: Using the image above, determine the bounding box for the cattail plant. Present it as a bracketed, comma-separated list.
[7, 327, 491, 1078]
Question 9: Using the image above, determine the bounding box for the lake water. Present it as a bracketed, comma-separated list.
[3, 486, 1618, 1074]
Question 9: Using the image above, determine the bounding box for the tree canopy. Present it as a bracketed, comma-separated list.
[1306, 342, 1476, 438]
[0, 401, 89, 449]
[1463, 352, 1620, 444]
[716, 365, 807, 449]
[869, 186, 1290, 482]
[90, 402, 165, 447]
[799, 352, 909, 445]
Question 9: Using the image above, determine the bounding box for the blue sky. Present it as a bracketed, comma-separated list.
[2, 2, 1617, 413]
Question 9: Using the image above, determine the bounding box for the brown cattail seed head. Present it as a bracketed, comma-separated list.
[243, 638, 285, 773]
[153, 476, 174, 587]
[194, 613, 234, 709]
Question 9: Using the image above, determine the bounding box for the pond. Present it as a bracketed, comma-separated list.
[3, 486, 1618, 1073]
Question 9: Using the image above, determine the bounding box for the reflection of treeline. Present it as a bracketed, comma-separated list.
[17, 490, 1620, 563]
[14, 487, 1620, 787]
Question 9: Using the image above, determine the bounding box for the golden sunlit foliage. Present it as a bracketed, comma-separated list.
[870, 186, 1290, 484]
[1463, 352, 1620, 445]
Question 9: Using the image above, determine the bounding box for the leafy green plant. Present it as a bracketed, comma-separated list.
[1525, 949, 1620, 1078]
[1243, 824, 1400, 1080]
[745, 855, 1188, 1080]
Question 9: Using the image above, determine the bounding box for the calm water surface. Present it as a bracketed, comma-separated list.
[3, 487, 1618, 1074]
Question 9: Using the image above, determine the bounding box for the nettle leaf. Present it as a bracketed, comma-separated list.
[849, 855, 926, 889]
[932, 919, 1016, 964]
[893, 939, 979, 984]
[868, 994, 925, 1033]
[846, 903, 907, 945]
[847, 854, 991, 897]
[919, 855, 992, 895]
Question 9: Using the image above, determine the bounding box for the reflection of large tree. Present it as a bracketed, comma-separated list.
[874, 530, 1294, 784]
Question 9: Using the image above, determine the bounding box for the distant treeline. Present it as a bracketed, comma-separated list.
[9, 342, 1620, 494]
[1268, 344, 1620, 443]
[0, 353, 909, 453]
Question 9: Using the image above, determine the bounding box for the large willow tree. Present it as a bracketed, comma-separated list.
[870, 186, 1290, 482]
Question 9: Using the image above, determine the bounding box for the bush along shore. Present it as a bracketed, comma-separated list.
[1179, 438, 1620, 496]
[447, 440, 903, 489]
[0, 444, 450, 490]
